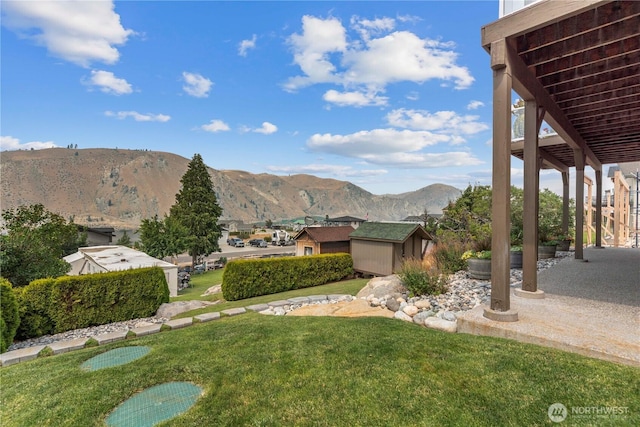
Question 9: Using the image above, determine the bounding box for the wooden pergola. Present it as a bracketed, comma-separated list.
[482, 0, 640, 321]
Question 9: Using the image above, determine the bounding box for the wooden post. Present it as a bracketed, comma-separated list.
[574, 149, 585, 259]
[521, 100, 539, 293]
[585, 176, 593, 246]
[484, 39, 517, 321]
[562, 171, 570, 236]
[595, 169, 602, 247]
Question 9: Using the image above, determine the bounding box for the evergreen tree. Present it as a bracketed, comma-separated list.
[170, 154, 222, 266]
[116, 230, 132, 247]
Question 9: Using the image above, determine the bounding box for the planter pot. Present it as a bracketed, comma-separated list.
[538, 245, 557, 259]
[510, 251, 523, 269]
[467, 258, 491, 280]
[556, 240, 571, 251]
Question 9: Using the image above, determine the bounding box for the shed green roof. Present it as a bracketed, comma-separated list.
[349, 222, 429, 242]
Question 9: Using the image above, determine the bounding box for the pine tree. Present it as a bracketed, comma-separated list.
[170, 154, 222, 266]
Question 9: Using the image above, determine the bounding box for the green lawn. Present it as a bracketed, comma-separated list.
[1, 315, 638, 426]
[169, 268, 368, 318]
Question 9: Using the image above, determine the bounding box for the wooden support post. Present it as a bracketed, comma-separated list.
[595, 169, 602, 247]
[574, 149, 586, 259]
[585, 176, 593, 246]
[562, 171, 570, 236]
[522, 100, 539, 294]
[484, 39, 517, 321]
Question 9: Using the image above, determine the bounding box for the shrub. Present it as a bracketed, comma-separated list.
[1, 278, 20, 352]
[222, 253, 353, 301]
[15, 267, 169, 339]
[14, 278, 56, 340]
[399, 258, 448, 297]
[432, 239, 470, 274]
[50, 267, 169, 333]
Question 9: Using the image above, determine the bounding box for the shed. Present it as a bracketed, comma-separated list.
[349, 222, 431, 277]
[63, 245, 178, 296]
[293, 226, 354, 256]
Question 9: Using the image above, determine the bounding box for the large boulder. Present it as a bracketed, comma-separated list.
[356, 275, 407, 300]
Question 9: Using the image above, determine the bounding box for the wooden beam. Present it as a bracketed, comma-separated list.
[522, 100, 539, 293]
[481, 0, 610, 50]
[511, 134, 565, 151]
[539, 148, 569, 172]
[506, 44, 602, 170]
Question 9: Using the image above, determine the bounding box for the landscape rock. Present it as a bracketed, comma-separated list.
[394, 311, 413, 322]
[403, 305, 419, 317]
[424, 317, 458, 333]
[413, 310, 435, 325]
[386, 298, 400, 312]
[356, 275, 406, 299]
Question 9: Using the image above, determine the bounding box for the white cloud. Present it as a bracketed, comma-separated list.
[1, 0, 133, 67]
[182, 72, 213, 98]
[201, 119, 230, 133]
[283, 15, 347, 91]
[267, 163, 387, 178]
[467, 100, 485, 110]
[238, 34, 257, 57]
[406, 91, 419, 101]
[253, 122, 278, 134]
[323, 89, 388, 107]
[85, 70, 132, 95]
[105, 111, 170, 122]
[1, 135, 58, 151]
[386, 108, 489, 144]
[284, 15, 474, 95]
[350, 16, 395, 41]
[307, 127, 483, 169]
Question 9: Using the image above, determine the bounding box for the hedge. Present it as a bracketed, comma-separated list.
[14, 267, 169, 340]
[222, 253, 353, 301]
[1, 278, 20, 353]
[15, 278, 56, 341]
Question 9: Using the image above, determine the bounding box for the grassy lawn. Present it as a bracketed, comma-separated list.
[171, 269, 226, 302]
[1, 315, 638, 426]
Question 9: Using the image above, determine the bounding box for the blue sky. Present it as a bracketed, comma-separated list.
[1, 0, 589, 195]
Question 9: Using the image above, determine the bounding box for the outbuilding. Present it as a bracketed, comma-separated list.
[63, 245, 179, 296]
[293, 226, 354, 256]
[349, 222, 431, 277]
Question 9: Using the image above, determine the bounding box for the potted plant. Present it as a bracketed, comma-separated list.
[510, 245, 523, 269]
[462, 249, 492, 280]
[556, 233, 573, 251]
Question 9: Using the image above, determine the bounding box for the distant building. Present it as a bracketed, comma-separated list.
[293, 226, 354, 256]
[349, 222, 431, 277]
[327, 216, 367, 229]
[80, 227, 115, 246]
[64, 245, 178, 296]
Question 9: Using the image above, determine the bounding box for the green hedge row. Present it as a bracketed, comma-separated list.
[14, 267, 169, 340]
[221, 253, 353, 301]
[1, 278, 20, 353]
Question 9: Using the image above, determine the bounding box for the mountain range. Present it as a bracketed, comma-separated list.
[1, 148, 461, 230]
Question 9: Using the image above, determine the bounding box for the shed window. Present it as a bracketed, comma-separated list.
[304, 247, 313, 256]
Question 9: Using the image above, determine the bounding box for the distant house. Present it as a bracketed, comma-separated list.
[63, 245, 179, 297]
[349, 222, 431, 277]
[293, 226, 354, 256]
[80, 227, 115, 246]
[227, 220, 253, 234]
[327, 216, 367, 229]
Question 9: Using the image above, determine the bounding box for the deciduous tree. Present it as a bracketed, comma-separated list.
[0, 204, 85, 287]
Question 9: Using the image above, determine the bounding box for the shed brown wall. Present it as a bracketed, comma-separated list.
[351, 240, 394, 276]
[319, 241, 350, 254]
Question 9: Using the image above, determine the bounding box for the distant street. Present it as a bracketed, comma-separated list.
[172, 242, 294, 266]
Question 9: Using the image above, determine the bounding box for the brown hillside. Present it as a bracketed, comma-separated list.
[1, 148, 461, 229]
